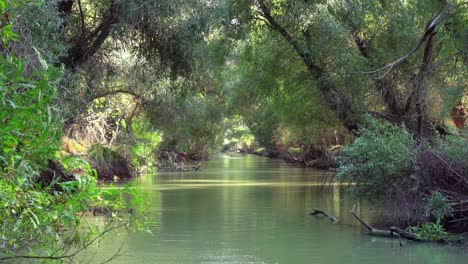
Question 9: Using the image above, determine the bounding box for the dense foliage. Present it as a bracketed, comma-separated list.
[337, 118, 418, 201]
[0, 1, 142, 260]
[0, 0, 467, 258]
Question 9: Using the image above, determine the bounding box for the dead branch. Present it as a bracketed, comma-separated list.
[350, 205, 419, 240]
[0, 218, 136, 262]
[310, 208, 338, 223]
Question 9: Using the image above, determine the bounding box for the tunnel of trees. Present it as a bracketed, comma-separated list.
[0, 0, 466, 260]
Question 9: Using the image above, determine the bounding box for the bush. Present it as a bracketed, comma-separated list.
[128, 115, 162, 172]
[0, 55, 61, 182]
[424, 191, 453, 222]
[0, 2, 143, 259]
[408, 222, 449, 241]
[88, 144, 133, 180]
[436, 135, 468, 168]
[417, 135, 468, 231]
[337, 117, 418, 201]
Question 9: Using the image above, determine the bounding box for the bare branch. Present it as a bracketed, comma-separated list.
[77, 0, 86, 35]
[0, 218, 136, 262]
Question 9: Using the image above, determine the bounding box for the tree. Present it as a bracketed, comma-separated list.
[226, 0, 467, 137]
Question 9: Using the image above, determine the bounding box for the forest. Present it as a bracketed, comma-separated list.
[0, 0, 467, 262]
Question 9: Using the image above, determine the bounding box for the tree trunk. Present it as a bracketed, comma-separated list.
[59, 0, 119, 70]
[256, 1, 358, 132]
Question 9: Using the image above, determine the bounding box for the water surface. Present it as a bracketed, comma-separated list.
[95, 154, 466, 263]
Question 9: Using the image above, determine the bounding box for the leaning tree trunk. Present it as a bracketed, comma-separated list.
[256, 0, 359, 132]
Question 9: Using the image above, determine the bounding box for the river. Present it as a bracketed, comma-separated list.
[94, 154, 466, 263]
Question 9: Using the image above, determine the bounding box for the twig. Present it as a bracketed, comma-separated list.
[100, 240, 126, 264]
[0, 218, 136, 262]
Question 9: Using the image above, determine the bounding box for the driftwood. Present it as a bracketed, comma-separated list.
[350, 206, 419, 241]
[310, 208, 338, 223]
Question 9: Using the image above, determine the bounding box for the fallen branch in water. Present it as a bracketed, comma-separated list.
[350, 205, 419, 240]
[310, 208, 338, 223]
[350, 207, 466, 245]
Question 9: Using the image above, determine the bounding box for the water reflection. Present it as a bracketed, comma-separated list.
[95, 154, 465, 263]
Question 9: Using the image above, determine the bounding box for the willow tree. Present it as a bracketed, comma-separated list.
[224, 0, 467, 138]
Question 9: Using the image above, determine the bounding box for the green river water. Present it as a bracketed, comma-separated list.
[94, 154, 466, 263]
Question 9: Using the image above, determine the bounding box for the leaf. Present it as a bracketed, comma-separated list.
[33, 47, 48, 70]
[6, 100, 15, 109]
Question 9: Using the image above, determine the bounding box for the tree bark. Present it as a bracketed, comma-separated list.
[414, 31, 436, 139]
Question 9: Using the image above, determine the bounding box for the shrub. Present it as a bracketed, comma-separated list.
[0, 54, 61, 182]
[418, 135, 467, 231]
[88, 144, 133, 180]
[337, 117, 418, 201]
[424, 191, 453, 222]
[128, 115, 162, 173]
[0, 1, 143, 259]
[408, 222, 449, 241]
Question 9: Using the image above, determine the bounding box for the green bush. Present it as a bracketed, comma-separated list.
[0, 6, 140, 257]
[337, 117, 418, 201]
[407, 192, 453, 241]
[424, 191, 453, 222]
[0, 55, 61, 182]
[129, 115, 162, 172]
[408, 222, 449, 241]
[88, 144, 133, 180]
[436, 135, 468, 168]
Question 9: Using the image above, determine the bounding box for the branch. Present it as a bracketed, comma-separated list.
[310, 208, 338, 223]
[255, 0, 323, 77]
[350, 206, 424, 241]
[77, 0, 86, 35]
[0, 218, 136, 262]
[363, 5, 452, 78]
[93, 89, 143, 101]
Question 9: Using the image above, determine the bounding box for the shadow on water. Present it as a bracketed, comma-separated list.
[93, 154, 466, 263]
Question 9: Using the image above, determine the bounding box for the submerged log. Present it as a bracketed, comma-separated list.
[310, 208, 338, 223]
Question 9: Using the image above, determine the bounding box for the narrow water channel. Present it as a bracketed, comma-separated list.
[95, 154, 466, 263]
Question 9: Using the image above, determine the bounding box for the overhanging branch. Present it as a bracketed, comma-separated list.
[363, 4, 453, 78]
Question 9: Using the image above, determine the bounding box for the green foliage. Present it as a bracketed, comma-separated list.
[424, 191, 453, 222]
[436, 135, 468, 168]
[408, 222, 449, 241]
[0, 54, 62, 181]
[87, 144, 133, 180]
[220, 28, 343, 150]
[0, 4, 142, 257]
[151, 95, 227, 159]
[0, 160, 139, 256]
[223, 118, 255, 151]
[337, 117, 418, 201]
[244, 108, 279, 151]
[129, 115, 162, 172]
